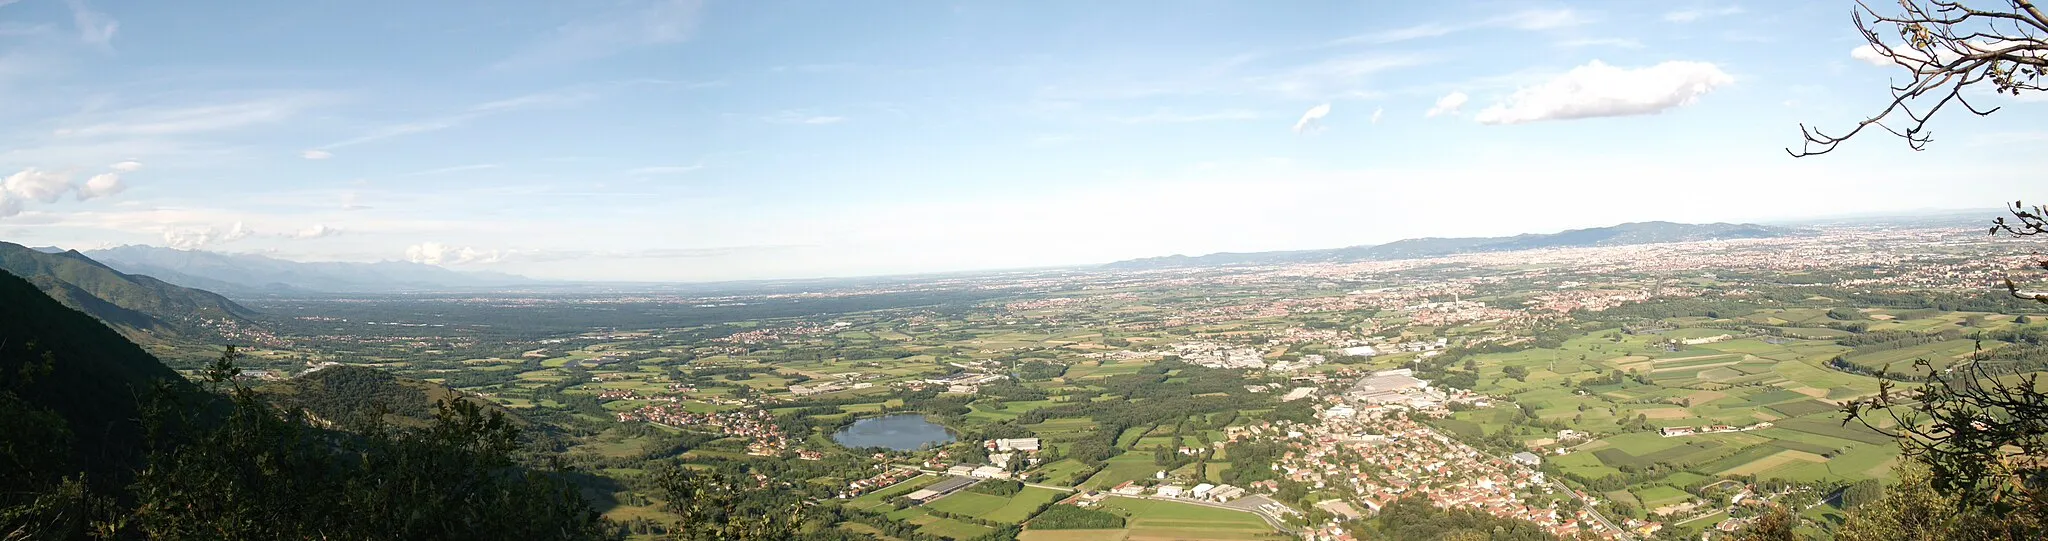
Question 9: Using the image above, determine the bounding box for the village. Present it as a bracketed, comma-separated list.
[1223, 368, 1633, 541]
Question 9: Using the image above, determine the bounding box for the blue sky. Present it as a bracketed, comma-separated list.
[0, 0, 2042, 281]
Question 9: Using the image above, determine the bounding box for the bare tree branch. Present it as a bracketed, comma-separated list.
[1790, 0, 2048, 156]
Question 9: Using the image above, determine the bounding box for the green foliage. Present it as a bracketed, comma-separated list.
[127, 383, 608, 540]
[1733, 506, 1797, 541]
[0, 269, 202, 482]
[1352, 496, 1558, 541]
[1013, 361, 1067, 381]
[1838, 463, 2044, 541]
[651, 466, 803, 540]
[970, 479, 1024, 497]
[1025, 504, 1124, 530]
[1840, 478, 1883, 508]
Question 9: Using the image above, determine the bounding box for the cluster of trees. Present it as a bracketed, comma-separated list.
[1012, 360, 1067, 381]
[1351, 496, 1559, 541]
[1837, 329, 1961, 348]
[1024, 504, 1125, 529]
[970, 479, 1024, 496]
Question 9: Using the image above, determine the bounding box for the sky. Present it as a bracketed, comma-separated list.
[0, 0, 2043, 282]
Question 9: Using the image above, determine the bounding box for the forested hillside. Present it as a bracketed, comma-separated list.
[0, 268, 610, 539]
[258, 364, 521, 429]
[0, 242, 257, 343]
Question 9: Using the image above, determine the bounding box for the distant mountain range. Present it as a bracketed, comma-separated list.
[83, 245, 535, 294]
[1105, 221, 1809, 269]
[0, 242, 257, 343]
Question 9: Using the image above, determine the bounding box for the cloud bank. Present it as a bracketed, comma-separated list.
[406, 242, 502, 265]
[0, 162, 136, 217]
[1473, 60, 1733, 125]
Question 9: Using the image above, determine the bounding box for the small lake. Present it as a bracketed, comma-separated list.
[832, 414, 956, 451]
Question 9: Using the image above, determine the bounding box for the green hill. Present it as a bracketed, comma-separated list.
[0, 270, 608, 539]
[259, 365, 523, 429]
[0, 267, 202, 480]
[0, 241, 258, 344]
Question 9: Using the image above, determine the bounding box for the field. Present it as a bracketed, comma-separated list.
[1447, 321, 1909, 496]
[1025, 497, 1287, 541]
[927, 487, 1065, 524]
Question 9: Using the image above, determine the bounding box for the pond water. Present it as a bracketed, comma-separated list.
[831, 414, 956, 450]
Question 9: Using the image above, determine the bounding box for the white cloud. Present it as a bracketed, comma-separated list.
[1426, 92, 1469, 117]
[495, 0, 704, 69]
[1114, 109, 1262, 124]
[0, 166, 133, 214]
[291, 224, 339, 239]
[1371, 107, 1385, 124]
[1850, 44, 1899, 67]
[75, 173, 124, 200]
[162, 221, 254, 249]
[1473, 60, 1734, 125]
[65, 0, 116, 47]
[405, 242, 501, 265]
[1664, 6, 1744, 23]
[4, 168, 74, 203]
[108, 160, 142, 172]
[764, 111, 847, 125]
[301, 149, 333, 160]
[1292, 103, 1331, 133]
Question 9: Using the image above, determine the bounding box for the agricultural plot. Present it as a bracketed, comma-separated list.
[1034, 459, 1096, 486]
[1772, 418, 1895, 445]
[1082, 497, 1287, 541]
[1765, 399, 1838, 418]
[1633, 485, 1694, 508]
[1083, 454, 1164, 490]
[1838, 339, 1981, 372]
[927, 486, 1063, 524]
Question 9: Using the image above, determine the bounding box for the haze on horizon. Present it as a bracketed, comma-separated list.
[0, 0, 2041, 282]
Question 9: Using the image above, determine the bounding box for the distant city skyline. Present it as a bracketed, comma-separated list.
[0, 1, 2041, 281]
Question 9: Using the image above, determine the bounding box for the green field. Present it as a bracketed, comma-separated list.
[1049, 497, 1285, 541]
[927, 487, 1064, 524]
